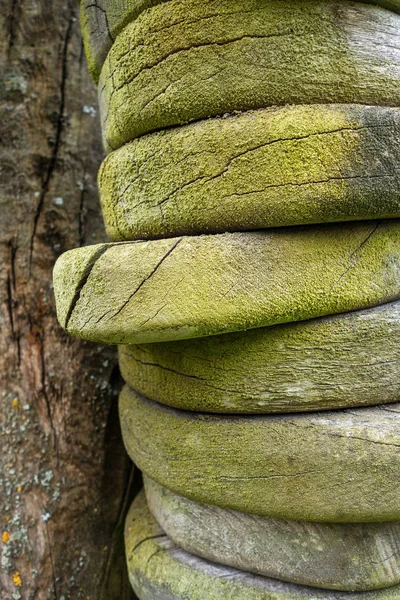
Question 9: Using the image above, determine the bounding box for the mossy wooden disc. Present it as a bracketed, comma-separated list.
[126, 491, 400, 599]
[144, 476, 400, 592]
[81, 0, 400, 83]
[79, 0, 167, 82]
[119, 301, 400, 414]
[99, 105, 400, 240]
[53, 221, 400, 345]
[120, 387, 400, 523]
[99, 0, 400, 151]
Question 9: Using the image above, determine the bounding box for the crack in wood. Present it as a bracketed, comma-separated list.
[64, 245, 110, 329]
[94, 238, 183, 324]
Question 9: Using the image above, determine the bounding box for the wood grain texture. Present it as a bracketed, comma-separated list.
[99, 104, 400, 240]
[144, 476, 400, 592]
[119, 301, 400, 413]
[53, 220, 400, 344]
[120, 387, 400, 523]
[125, 491, 400, 599]
[99, 0, 400, 151]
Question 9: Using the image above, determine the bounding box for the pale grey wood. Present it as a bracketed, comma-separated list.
[126, 491, 400, 599]
[144, 476, 400, 592]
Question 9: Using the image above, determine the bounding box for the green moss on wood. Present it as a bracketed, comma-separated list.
[119, 301, 400, 413]
[99, 104, 400, 240]
[99, 0, 400, 150]
[120, 388, 400, 523]
[79, 0, 168, 83]
[365, 0, 400, 10]
[80, 0, 400, 85]
[53, 221, 400, 344]
[53, 243, 108, 329]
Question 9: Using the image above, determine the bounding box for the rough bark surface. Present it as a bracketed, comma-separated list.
[0, 1, 134, 598]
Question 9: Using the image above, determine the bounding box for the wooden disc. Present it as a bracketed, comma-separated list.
[80, 1, 400, 83]
[119, 301, 400, 414]
[99, 0, 400, 151]
[99, 104, 400, 241]
[126, 491, 400, 599]
[54, 221, 400, 345]
[120, 387, 400, 523]
[144, 476, 400, 591]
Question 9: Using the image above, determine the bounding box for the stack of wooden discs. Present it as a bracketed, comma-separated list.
[55, 1, 400, 597]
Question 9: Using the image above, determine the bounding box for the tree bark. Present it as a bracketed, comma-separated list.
[0, 1, 135, 598]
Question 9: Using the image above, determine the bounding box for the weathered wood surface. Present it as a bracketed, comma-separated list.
[99, 104, 400, 240]
[144, 476, 400, 592]
[54, 221, 400, 345]
[79, 0, 167, 82]
[119, 301, 400, 413]
[120, 387, 400, 523]
[366, 0, 400, 10]
[99, 0, 400, 151]
[81, 0, 400, 84]
[125, 491, 400, 600]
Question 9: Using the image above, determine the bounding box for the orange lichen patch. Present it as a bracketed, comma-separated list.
[2, 532, 10, 543]
[12, 399, 20, 409]
[12, 572, 22, 586]
[17, 486, 22, 493]
[5, 516, 11, 522]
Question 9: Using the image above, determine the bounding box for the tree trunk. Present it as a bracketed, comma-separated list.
[0, 1, 135, 598]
